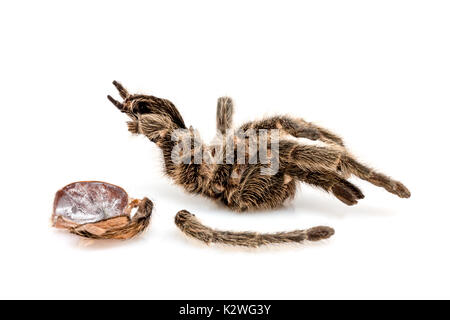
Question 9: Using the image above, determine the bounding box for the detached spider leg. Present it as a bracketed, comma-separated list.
[175, 210, 335, 247]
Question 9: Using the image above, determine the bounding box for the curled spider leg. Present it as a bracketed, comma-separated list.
[286, 168, 365, 205]
[296, 119, 345, 147]
[281, 141, 411, 198]
[107, 81, 134, 118]
[112, 80, 130, 99]
[107, 94, 124, 111]
[107, 81, 186, 126]
[214, 97, 344, 145]
[126, 113, 172, 140]
[340, 154, 411, 198]
[240, 115, 345, 146]
[107, 94, 136, 119]
[240, 116, 319, 141]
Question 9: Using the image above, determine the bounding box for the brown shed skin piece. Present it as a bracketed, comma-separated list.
[52, 181, 153, 240]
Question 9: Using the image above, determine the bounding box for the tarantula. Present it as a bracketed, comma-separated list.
[108, 81, 410, 212]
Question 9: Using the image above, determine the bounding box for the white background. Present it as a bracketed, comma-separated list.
[1, 1, 449, 299]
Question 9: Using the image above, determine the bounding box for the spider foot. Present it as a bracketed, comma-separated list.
[331, 180, 364, 206]
[127, 120, 139, 134]
[390, 181, 411, 198]
[369, 174, 411, 199]
[306, 226, 335, 241]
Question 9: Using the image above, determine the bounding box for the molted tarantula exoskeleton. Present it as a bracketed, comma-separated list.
[108, 81, 410, 212]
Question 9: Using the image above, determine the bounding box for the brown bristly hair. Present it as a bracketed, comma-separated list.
[174, 210, 334, 247]
[108, 81, 410, 212]
[70, 198, 153, 240]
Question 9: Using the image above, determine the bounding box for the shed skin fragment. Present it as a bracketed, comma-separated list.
[52, 181, 152, 240]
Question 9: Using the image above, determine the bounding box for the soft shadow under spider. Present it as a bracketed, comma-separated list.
[53, 229, 149, 250]
[290, 193, 396, 218]
[78, 236, 148, 250]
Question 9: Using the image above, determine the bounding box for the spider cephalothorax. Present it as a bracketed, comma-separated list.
[108, 81, 410, 212]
